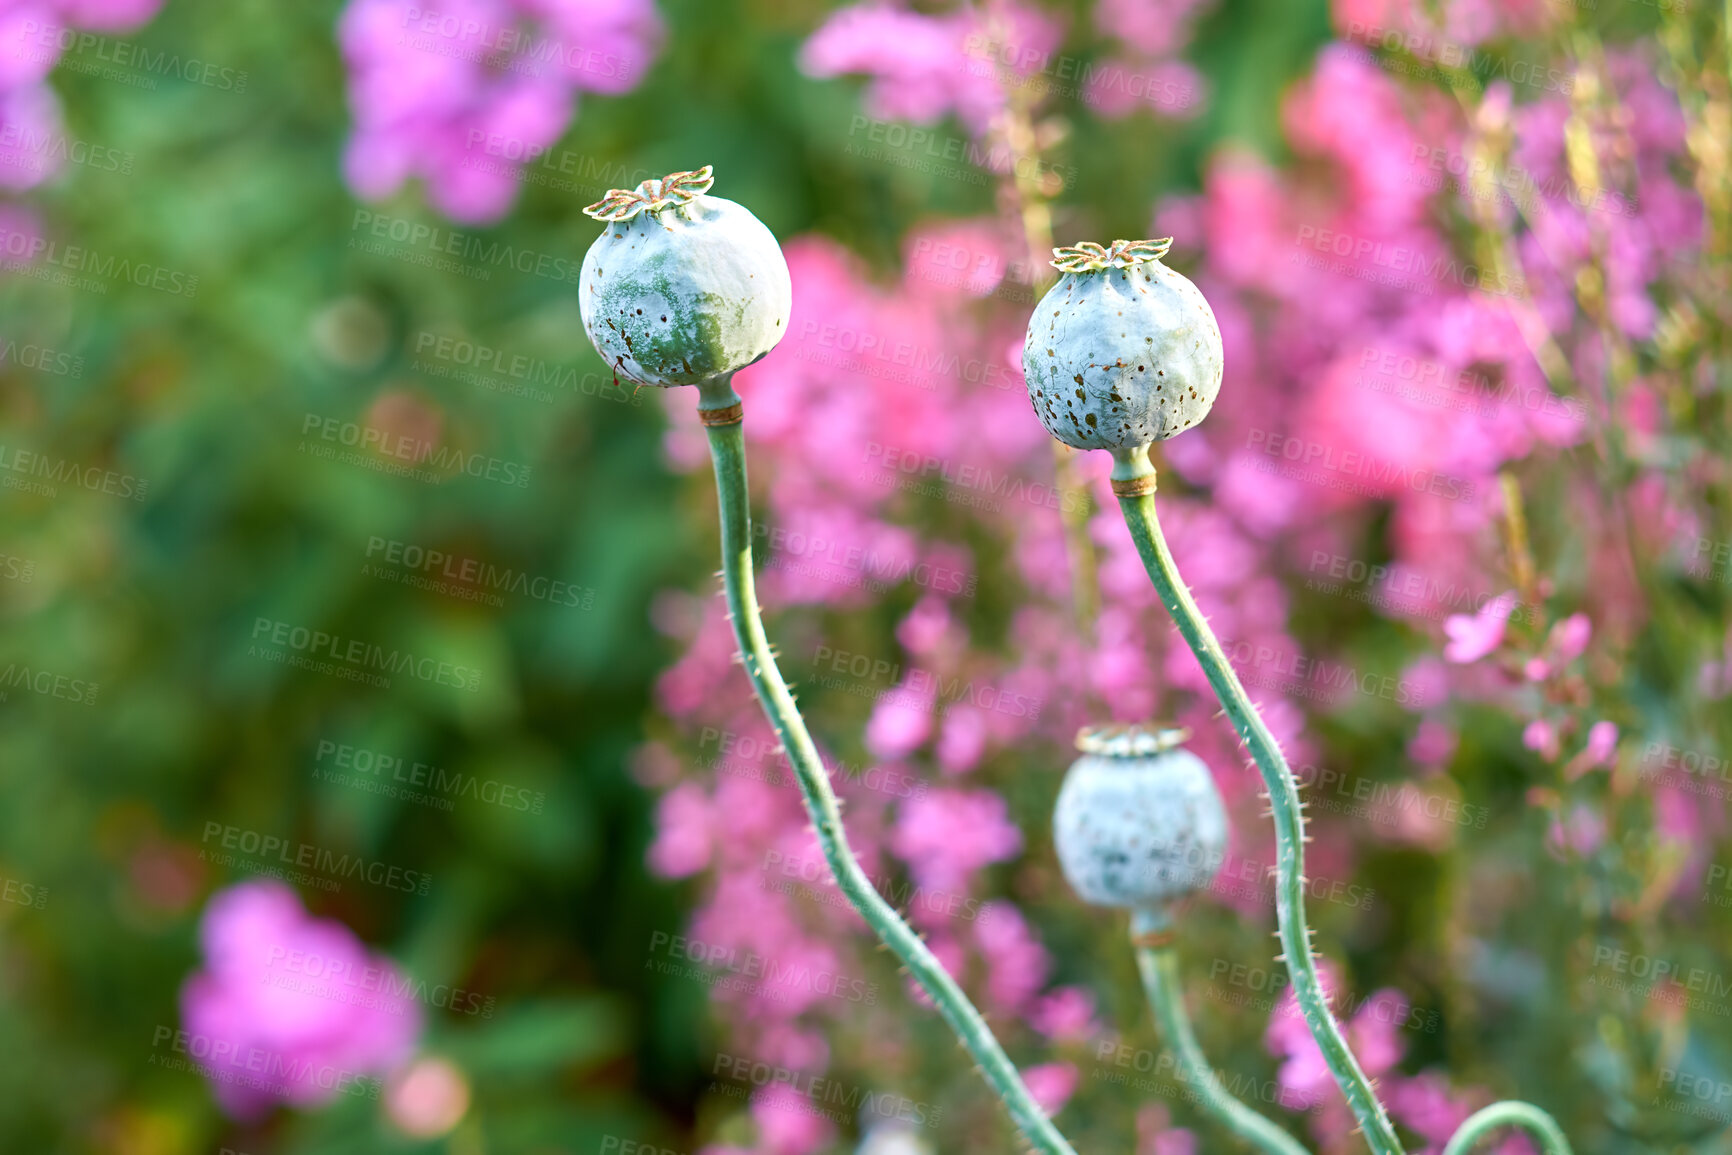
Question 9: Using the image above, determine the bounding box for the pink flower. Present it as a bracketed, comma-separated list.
[1583, 720, 1619, 767]
[799, 1, 1059, 134]
[890, 788, 1022, 893]
[646, 781, 714, 878]
[973, 901, 1050, 1013]
[0, 82, 63, 191]
[1522, 719, 1558, 760]
[179, 880, 421, 1118]
[338, 0, 662, 223]
[1443, 592, 1516, 663]
[1549, 613, 1591, 665]
[1386, 1071, 1477, 1152]
[865, 671, 937, 759]
[1029, 985, 1098, 1041]
[1137, 1105, 1199, 1155]
[1021, 1061, 1078, 1116]
[385, 1056, 471, 1138]
[752, 1085, 836, 1155]
[799, 4, 1001, 131]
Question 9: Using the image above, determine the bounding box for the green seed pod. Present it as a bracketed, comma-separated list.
[580, 166, 792, 388]
[1022, 239, 1224, 451]
[1052, 725, 1227, 913]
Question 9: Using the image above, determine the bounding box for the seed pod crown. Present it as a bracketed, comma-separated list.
[1022, 238, 1224, 450]
[580, 165, 793, 388]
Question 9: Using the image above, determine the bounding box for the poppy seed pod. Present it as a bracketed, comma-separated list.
[1053, 725, 1227, 912]
[1022, 239, 1224, 451]
[580, 166, 792, 388]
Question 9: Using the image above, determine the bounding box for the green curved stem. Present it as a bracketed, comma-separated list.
[1442, 1102, 1572, 1155]
[1131, 912, 1310, 1155]
[1111, 445, 1405, 1155]
[696, 378, 1077, 1155]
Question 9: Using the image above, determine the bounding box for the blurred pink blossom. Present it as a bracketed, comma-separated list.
[1021, 1061, 1079, 1116]
[338, 0, 661, 222]
[1443, 593, 1516, 663]
[1523, 719, 1559, 760]
[799, 0, 1059, 133]
[180, 880, 421, 1119]
[890, 788, 1022, 893]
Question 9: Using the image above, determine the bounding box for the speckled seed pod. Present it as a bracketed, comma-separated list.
[580, 166, 792, 387]
[1053, 725, 1227, 912]
[1022, 238, 1224, 451]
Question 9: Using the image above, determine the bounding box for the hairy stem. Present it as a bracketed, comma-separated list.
[696, 378, 1077, 1154]
[1110, 446, 1406, 1155]
[1131, 911, 1310, 1155]
[1442, 1102, 1572, 1155]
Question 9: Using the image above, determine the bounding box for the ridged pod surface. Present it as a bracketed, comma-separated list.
[1022, 238, 1224, 450]
[580, 166, 792, 387]
[1052, 725, 1227, 911]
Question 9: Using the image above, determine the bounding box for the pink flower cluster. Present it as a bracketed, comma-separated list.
[338, 0, 662, 222]
[800, 0, 1060, 135]
[179, 880, 422, 1119]
[0, 0, 164, 250]
[1087, 0, 1211, 119]
[642, 1, 1709, 1150]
